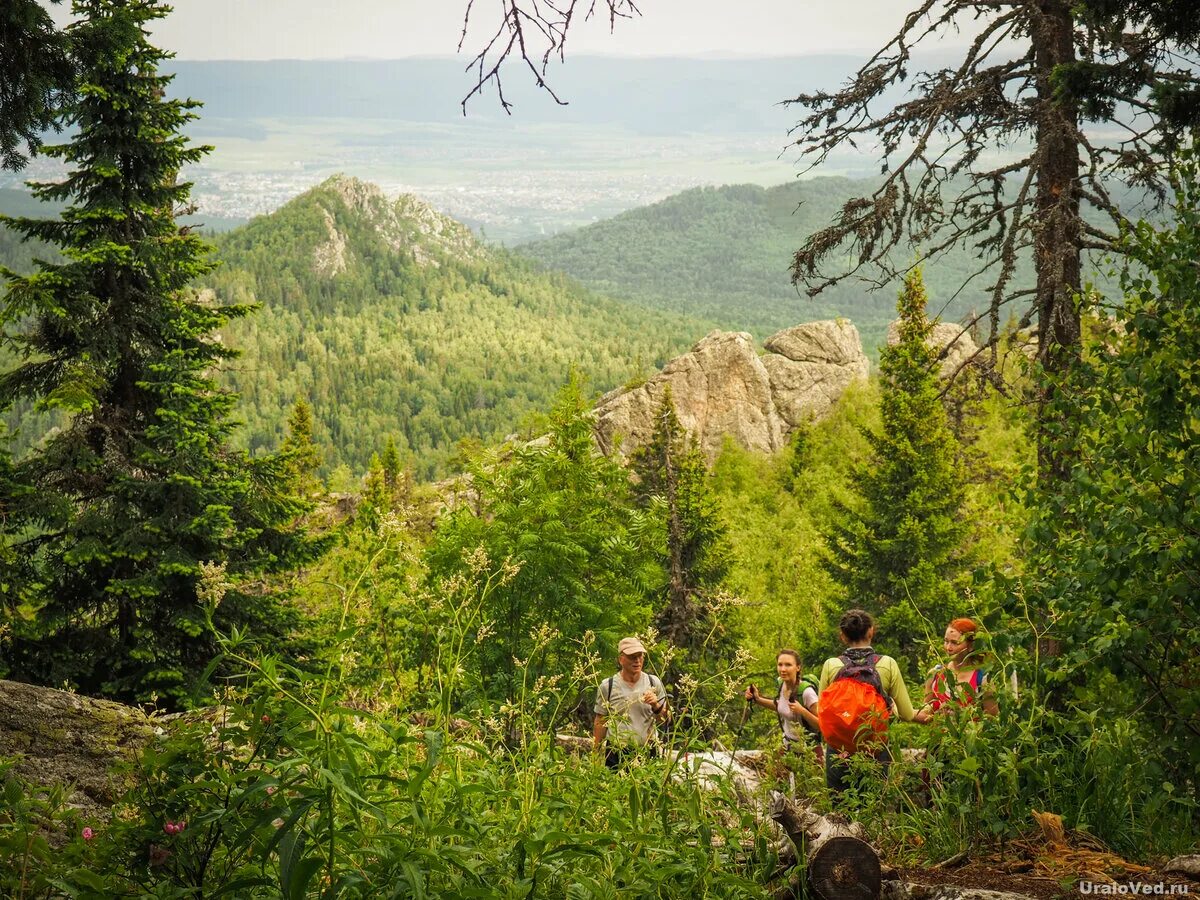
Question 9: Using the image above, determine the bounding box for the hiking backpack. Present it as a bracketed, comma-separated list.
[785, 673, 822, 739]
[817, 650, 891, 753]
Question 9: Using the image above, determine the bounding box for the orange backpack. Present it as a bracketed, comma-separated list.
[818, 651, 891, 753]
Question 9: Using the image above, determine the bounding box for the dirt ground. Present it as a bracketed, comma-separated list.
[898, 859, 1199, 899]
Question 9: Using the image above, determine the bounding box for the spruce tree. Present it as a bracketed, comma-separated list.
[631, 391, 735, 676]
[0, 0, 313, 704]
[825, 269, 967, 658]
[281, 397, 323, 498]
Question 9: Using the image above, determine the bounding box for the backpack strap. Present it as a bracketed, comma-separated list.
[604, 676, 614, 703]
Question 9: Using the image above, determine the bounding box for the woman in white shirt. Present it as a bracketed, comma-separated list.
[745, 649, 822, 760]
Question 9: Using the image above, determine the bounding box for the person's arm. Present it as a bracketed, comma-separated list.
[794, 702, 820, 730]
[795, 686, 820, 729]
[644, 683, 671, 721]
[818, 658, 839, 693]
[881, 658, 931, 724]
[593, 713, 607, 750]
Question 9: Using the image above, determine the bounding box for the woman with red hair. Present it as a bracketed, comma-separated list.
[923, 618, 998, 715]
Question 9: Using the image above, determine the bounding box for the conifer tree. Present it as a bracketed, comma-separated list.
[281, 397, 323, 497]
[0, 0, 314, 704]
[631, 391, 735, 675]
[381, 436, 403, 496]
[825, 270, 967, 658]
[0, 0, 76, 171]
[427, 378, 653, 698]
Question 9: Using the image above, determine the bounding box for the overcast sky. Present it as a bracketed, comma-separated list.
[48, 1, 929, 60]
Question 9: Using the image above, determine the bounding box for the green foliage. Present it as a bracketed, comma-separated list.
[1030, 149, 1200, 802]
[199, 177, 702, 480]
[825, 271, 969, 659]
[0, 0, 76, 172]
[0, 0, 316, 706]
[520, 180, 1120, 356]
[5, 543, 774, 899]
[280, 397, 324, 498]
[631, 392, 737, 680]
[846, 691, 1195, 862]
[427, 379, 657, 698]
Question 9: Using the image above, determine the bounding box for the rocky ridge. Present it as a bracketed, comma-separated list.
[311, 174, 482, 276]
[594, 319, 870, 461]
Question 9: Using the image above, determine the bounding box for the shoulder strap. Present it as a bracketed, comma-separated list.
[971, 668, 986, 691]
[648, 674, 664, 694]
[604, 676, 614, 702]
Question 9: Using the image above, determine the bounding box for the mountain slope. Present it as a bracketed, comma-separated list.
[209, 176, 708, 478]
[518, 178, 1104, 355]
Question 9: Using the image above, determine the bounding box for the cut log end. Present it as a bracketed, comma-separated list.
[809, 834, 883, 900]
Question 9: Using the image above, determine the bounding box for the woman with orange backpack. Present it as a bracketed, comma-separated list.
[818, 609, 932, 797]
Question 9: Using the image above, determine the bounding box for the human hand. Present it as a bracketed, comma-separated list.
[745, 685, 757, 702]
[641, 690, 659, 706]
[788, 700, 805, 717]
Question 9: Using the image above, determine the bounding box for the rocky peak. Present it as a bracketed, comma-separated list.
[309, 174, 483, 277]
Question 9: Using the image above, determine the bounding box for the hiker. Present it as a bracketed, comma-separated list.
[593, 636, 670, 769]
[745, 649, 823, 762]
[818, 609, 931, 797]
[923, 617, 999, 716]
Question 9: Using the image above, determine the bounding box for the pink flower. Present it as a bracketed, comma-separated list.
[261, 714, 271, 724]
[164, 822, 177, 835]
[266, 785, 277, 795]
[82, 827, 95, 841]
[164, 820, 187, 835]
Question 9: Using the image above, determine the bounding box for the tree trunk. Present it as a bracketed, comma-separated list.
[769, 792, 882, 900]
[1032, 0, 1083, 483]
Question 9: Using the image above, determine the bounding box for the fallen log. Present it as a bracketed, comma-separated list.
[769, 791, 881, 900]
[1164, 855, 1200, 878]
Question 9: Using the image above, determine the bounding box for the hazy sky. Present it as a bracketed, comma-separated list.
[49, 1, 921, 60]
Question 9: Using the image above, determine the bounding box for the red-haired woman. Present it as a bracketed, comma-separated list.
[924, 618, 998, 716]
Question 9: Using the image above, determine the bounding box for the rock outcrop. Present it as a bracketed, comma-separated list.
[885, 320, 979, 378]
[594, 320, 870, 461]
[762, 320, 871, 429]
[0, 679, 157, 818]
[594, 331, 785, 460]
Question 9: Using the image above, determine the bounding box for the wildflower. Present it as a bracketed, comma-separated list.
[272, 817, 285, 829]
[164, 819, 187, 835]
[266, 785, 277, 795]
[261, 714, 271, 724]
[82, 827, 95, 841]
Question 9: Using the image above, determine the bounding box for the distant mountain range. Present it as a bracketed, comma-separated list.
[516, 177, 1119, 354]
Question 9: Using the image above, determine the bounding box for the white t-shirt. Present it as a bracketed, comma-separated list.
[776, 683, 819, 744]
[594, 672, 666, 747]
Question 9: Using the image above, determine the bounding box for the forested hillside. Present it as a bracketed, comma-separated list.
[518, 179, 1115, 354]
[207, 176, 707, 478]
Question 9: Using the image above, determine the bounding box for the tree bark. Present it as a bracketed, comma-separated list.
[1032, 0, 1083, 482]
[769, 791, 882, 900]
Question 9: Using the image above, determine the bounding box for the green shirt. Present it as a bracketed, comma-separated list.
[818, 651, 919, 722]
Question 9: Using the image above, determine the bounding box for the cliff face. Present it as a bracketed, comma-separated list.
[594, 319, 870, 461]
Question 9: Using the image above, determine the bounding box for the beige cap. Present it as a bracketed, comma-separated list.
[618, 636, 647, 656]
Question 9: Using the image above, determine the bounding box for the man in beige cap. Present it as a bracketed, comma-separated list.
[593, 636, 670, 769]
